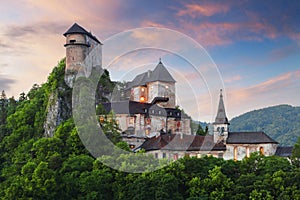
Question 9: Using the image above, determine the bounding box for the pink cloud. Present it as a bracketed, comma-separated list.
[224, 75, 242, 83]
[231, 71, 294, 100]
[225, 70, 300, 118]
[172, 5, 292, 47]
[177, 3, 230, 17]
[141, 20, 166, 28]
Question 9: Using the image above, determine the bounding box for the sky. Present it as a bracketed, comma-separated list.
[0, 0, 299, 122]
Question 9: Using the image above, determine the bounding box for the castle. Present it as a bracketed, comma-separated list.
[63, 23, 292, 161]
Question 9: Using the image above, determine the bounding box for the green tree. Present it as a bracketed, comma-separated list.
[79, 168, 114, 199]
[291, 137, 300, 167]
[0, 90, 7, 125]
[196, 124, 205, 136]
[31, 162, 58, 199]
[59, 154, 94, 199]
[96, 103, 107, 115]
[18, 92, 26, 102]
[202, 166, 233, 199]
[100, 111, 121, 144]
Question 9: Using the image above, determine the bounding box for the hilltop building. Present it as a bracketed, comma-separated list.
[63, 23, 292, 161]
[102, 60, 192, 148]
[140, 89, 279, 160]
[64, 23, 102, 87]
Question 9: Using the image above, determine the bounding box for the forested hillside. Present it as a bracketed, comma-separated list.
[0, 60, 299, 199]
[230, 105, 300, 146]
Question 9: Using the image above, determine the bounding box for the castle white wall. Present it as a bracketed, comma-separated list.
[147, 81, 175, 108]
[148, 150, 224, 160]
[223, 143, 278, 160]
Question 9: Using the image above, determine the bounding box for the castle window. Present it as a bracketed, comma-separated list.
[174, 153, 178, 160]
[162, 153, 166, 158]
[129, 117, 134, 125]
[145, 129, 150, 135]
[260, 147, 264, 155]
[234, 146, 238, 161]
[69, 39, 76, 43]
[99, 116, 104, 123]
[218, 153, 223, 158]
[246, 147, 250, 158]
[140, 96, 145, 102]
[146, 118, 151, 125]
[155, 153, 158, 158]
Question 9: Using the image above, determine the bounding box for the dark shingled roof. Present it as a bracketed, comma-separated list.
[275, 146, 293, 157]
[102, 101, 150, 115]
[126, 60, 176, 89]
[149, 61, 176, 83]
[139, 134, 226, 152]
[227, 132, 278, 144]
[102, 101, 187, 119]
[214, 89, 229, 124]
[64, 23, 101, 44]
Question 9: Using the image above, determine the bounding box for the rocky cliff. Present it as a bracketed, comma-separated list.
[43, 59, 72, 137]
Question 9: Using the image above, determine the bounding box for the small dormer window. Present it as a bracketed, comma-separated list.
[69, 39, 76, 43]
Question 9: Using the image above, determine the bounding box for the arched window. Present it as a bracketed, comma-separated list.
[260, 147, 264, 155]
[174, 154, 178, 160]
[234, 146, 238, 161]
[246, 146, 250, 158]
[145, 118, 151, 125]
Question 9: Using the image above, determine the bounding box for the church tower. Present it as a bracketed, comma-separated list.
[213, 89, 230, 143]
[63, 23, 102, 87]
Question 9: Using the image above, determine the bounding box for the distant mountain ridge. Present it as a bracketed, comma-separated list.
[229, 105, 300, 146]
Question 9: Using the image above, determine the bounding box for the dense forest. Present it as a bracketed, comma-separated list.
[0, 59, 299, 199]
[230, 105, 300, 146]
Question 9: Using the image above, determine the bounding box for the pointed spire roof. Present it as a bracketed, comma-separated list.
[126, 59, 176, 88]
[149, 59, 176, 83]
[214, 89, 229, 124]
[63, 23, 101, 44]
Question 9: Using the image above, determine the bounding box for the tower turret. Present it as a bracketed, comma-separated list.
[63, 23, 102, 87]
[213, 89, 230, 143]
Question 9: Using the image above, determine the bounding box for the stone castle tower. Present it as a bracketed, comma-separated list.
[213, 89, 230, 143]
[127, 59, 176, 108]
[63, 23, 102, 87]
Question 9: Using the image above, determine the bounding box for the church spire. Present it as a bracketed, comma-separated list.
[214, 89, 229, 124]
